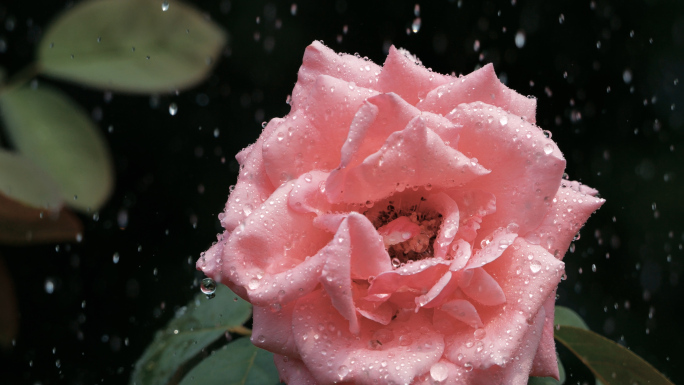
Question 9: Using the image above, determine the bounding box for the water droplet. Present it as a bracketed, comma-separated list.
[499, 115, 508, 126]
[474, 328, 486, 340]
[623, 69, 633, 84]
[411, 17, 422, 33]
[161, 1, 169, 11]
[201, 278, 216, 298]
[45, 279, 55, 294]
[464, 362, 474, 372]
[112, 252, 120, 264]
[392, 258, 401, 268]
[543, 143, 553, 155]
[168, 103, 178, 116]
[530, 260, 542, 273]
[338, 365, 350, 379]
[290, 3, 297, 15]
[430, 362, 449, 381]
[257, 334, 266, 343]
[473, 40, 480, 52]
[515, 31, 526, 48]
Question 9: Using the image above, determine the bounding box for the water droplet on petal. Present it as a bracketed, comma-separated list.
[201, 278, 217, 298]
[530, 260, 542, 273]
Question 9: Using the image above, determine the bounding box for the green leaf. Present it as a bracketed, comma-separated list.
[0, 85, 113, 211]
[178, 338, 281, 385]
[130, 284, 252, 385]
[554, 326, 674, 385]
[528, 356, 566, 385]
[0, 150, 62, 210]
[37, 0, 227, 94]
[554, 306, 590, 330]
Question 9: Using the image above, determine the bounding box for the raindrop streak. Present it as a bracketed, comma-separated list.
[168, 103, 178, 116]
[45, 279, 55, 294]
[161, 1, 169, 11]
[201, 278, 217, 299]
[412, 18, 422, 33]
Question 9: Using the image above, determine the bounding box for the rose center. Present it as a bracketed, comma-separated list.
[365, 199, 443, 267]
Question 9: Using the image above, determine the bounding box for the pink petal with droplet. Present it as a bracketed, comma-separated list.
[529, 289, 560, 379]
[262, 75, 379, 187]
[446, 102, 566, 241]
[422, 192, 460, 259]
[441, 298, 484, 329]
[378, 216, 421, 247]
[221, 118, 282, 231]
[251, 303, 299, 358]
[293, 291, 445, 385]
[327, 115, 489, 203]
[459, 267, 506, 306]
[526, 182, 605, 260]
[291, 41, 382, 110]
[273, 354, 320, 385]
[417, 63, 537, 123]
[379, 45, 453, 105]
[467, 228, 518, 269]
[444, 238, 563, 370]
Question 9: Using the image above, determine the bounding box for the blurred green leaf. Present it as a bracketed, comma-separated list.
[555, 326, 674, 385]
[178, 338, 281, 385]
[554, 306, 590, 330]
[37, 0, 227, 93]
[0, 85, 113, 211]
[130, 285, 252, 385]
[528, 356, 566, 385]
[0, 150, 62, 210]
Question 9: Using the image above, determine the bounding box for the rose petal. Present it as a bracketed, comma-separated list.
[288, 170, 334, 215]
[444, 238, 564, 369]
[369, 259, 450, 308]
[415, 271, 456, 310]
[447, 102, 565, 240]
[526, 181, 605, 260]
[214, 181, 332, 306]
[327, 115, 489, 203]
[293, 291, 445, 385]
[252, 303, 299, 358]
[379, 45, 453, 105]
[447, 189, 497, 244]
[291, 41, 382, 110]
[529, 290, 560, 379]
[262, 75, 380, 187]
[459, 267, 506, 306]
[422, 192, 460, 259]
[440, 298, 484, 329]
[221, 118, 281, 231]
[273, 355, 320, 385]
[467, 227, 518, 269]
[417, 63, 537, 123]
[449, 239, 472, 271]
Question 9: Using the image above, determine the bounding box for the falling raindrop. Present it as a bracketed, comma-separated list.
[515, 31, 526, 48]
[201, 278, 217, 299]
[412, 18, 422, 33]
[161, 1, 169, 11]
[45, 279, 55, 294]
[168, 103, 178, 116]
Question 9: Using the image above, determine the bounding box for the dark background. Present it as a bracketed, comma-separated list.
[1, 0, 682, 384]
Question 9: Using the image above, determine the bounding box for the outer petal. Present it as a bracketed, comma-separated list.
[251, 303, 299, 358]
[447, 102, 566, 240]
[417, 63, 536, 123]
[274, 355, 320, 385]
[444, 238, 564, 370]
[293, 291, 445, 385]
[221, 118, 282, 231]
[262, 75, 379, 187]
[422, 192, 460, 259]
[527, 181, 605, 260]
[440, 298, 484, 329]
[327, 116, 489, 203]
[291, 41, 382, 109]
[379, 45, 453, 105]
[529, 290, 560, 379]
[212, 181, 331, 306]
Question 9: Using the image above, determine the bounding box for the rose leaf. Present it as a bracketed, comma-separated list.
[554, 305, 590, 330]
[0, 85, 113, 212]
[37, 0, 227, 94]
[130, 285, 252, 385]
[177, 338, 281, 385]
[554, 326, 674, 385]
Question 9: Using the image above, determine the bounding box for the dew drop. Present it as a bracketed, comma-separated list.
[530, 260, 542, 273]
[543, 143, 553, 155]
[338, 365, 350, 379]
[201, 278, 217, 298]
[430, 362, 449, 381]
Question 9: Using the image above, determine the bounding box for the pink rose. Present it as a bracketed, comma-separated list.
[198, 41, 604, 384]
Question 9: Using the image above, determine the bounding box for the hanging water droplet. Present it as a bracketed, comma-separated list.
[168, 103, 178, 116]
[161, 1, 170, 11]
[201, 278, 216, 298]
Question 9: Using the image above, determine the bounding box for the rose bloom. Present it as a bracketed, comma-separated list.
[198, 41, 604, 385]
